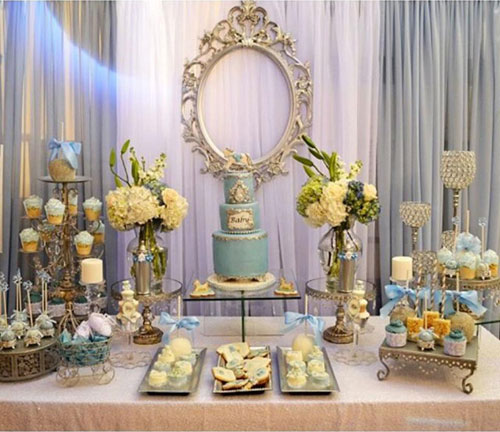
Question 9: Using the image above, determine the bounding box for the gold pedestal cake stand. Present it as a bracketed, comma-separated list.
[305, 278, 375, 344]
[111, 278, 182, 345]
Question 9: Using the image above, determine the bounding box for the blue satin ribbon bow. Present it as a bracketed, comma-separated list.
[283, 311, 325, 346]
[159, 312, 200, 344]
[48, 138, 81, 170]
[439, 290, 487, 318]
[380, 285, 417, 316]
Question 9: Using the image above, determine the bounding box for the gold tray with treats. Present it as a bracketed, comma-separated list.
[213, 343, 272, 394]
[138, 347, 206, 394]
[276, 346, 340, 394]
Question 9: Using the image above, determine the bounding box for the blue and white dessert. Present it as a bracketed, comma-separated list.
[212, 170, 269, 282]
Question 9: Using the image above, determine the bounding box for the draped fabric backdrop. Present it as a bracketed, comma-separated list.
[0, 1, 117, 309]
[115, 1, 380, 316]
[1, 1, 500, 326]
[377, 1, 500, 332]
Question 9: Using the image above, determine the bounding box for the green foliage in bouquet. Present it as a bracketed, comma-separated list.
[107, 141, 188, 280]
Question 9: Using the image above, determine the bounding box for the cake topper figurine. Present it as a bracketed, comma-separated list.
[223, 149, 253, 172]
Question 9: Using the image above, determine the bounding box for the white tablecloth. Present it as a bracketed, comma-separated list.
[0, 316, 499, 431]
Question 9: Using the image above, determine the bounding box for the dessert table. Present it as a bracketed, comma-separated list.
[0, 316, 499, 431]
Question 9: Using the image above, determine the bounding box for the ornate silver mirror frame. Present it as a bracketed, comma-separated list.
[181, 0, 313, 187]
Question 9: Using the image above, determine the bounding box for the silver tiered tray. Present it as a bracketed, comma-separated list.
[377, 338, 479, 394]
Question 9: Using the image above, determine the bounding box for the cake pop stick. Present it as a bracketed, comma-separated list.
[13, 269, 22, 312]
[465, 210, 470, 234]
[23, 281, 33, 327]
[479, 217, 487, 258]
[415, 264, 423, 314]
[440, 271, 446, 318]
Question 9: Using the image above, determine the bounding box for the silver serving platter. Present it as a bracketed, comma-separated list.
[213, 345, 272, 394]
[138, 347, 206, 394]
[276, 346, 340, 393]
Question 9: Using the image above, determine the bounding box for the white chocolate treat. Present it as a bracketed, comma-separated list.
[153, 361, 172, 373]
[311, 371, 330, 387]
[286, 368, 307, 389]
[285, 350, 303, 365]
[168, 367, 189, 388]
[306, 346, 324, 363]
[288, 360, 306, 373]
[292, 334, 315, 359]
[179, 353, 197, 366]
[307, 359, 325, 374]
[158, 349, 176, 365]
[148, 370, 167, 388]
[174, 360, 193, 376]
[170, 337, 192, 359]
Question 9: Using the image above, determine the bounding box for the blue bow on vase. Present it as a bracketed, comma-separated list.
[48, 138, 81, 170]
[435, 290, 487, 318]
[283, 311, 325, 346]
[159, 312, 200, 344]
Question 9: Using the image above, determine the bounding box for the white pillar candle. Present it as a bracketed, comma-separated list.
[392, 256, 413, 281]
[81, 258, 103, 284]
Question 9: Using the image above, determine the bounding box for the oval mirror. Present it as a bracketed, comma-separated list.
[182, 0, 312, 186]
[200, 47, 291, 162]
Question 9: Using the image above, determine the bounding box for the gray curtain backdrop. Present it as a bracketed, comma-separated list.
[1, 1, 117, 310]
[377, 1, 500, 332]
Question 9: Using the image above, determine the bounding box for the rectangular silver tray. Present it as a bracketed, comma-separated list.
[138, 347, 206, 394]
[276, 346, 340, 393]
[213, 345, 273, 394]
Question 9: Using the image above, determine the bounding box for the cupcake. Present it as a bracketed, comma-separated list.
[23, 195, 43, 219]
[83, 197, 102, 221]
[74, 231, 94, 256]
[444, 329, 467, 357]
[19, 228, 39, 252]
[456, 232, 482, 255]
[93, 222, 105, 244]
[45, 198, 65, 225]
[27, 291, 42, 315]
[148, 370, 168, 388]
[458, 252, 477, 280]
[68, 190, 78, 216]
[286, 368, 307, 389]
[484, 250, 499, 277]
[73, 295, 89, 316]
[311, 371, 330, 388]
[437, 247, 453, 273]
[385, 320, 407, 347]
[48, 297, 66, 318]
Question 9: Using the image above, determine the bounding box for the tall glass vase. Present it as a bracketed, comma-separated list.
[318, 216, 362, 290]
[126, 222, 168, 292]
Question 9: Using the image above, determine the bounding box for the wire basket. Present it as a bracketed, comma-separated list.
[58, 337, 112, 367]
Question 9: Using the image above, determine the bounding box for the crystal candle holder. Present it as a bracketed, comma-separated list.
[440, 151, 476, 219]
[400, 202, 431, 251]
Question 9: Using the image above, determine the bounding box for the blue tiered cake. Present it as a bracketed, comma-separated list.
[209, 165, 275, 291]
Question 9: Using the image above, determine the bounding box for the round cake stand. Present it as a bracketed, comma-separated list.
[305, 278, 376, 344]
[207, 272, 276, 292]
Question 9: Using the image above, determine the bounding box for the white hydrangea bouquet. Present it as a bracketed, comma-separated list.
[294, 135, 380, 279]
[106, 141, 188, 279]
